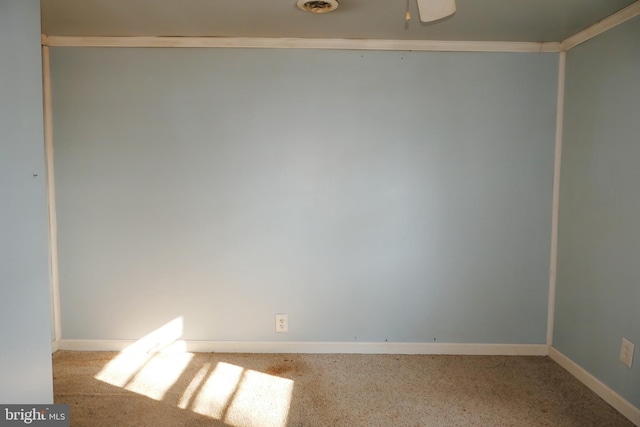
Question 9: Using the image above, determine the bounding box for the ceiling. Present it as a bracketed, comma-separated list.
[41, 0, 636, 43]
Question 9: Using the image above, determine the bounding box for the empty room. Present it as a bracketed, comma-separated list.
[1, 0, 639, 425]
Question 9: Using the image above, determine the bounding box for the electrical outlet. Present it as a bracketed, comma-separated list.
[275, 313, 288, 333]
[620, 338, 634, 368]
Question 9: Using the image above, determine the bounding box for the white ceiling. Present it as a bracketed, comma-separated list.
[41, 0, 636, 42]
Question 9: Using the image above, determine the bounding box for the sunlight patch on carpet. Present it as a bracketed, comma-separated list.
[191, 361, 293, 427]
[124, 351, 193, 400]
[178, 363, 211, 409]
[224, 368, 293, 427]
[93, 318, 293, 426]
[94, 317, 189, 398]
[191, 362, 244, 419]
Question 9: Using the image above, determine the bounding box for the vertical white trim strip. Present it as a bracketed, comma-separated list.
[42, 46, 61, 347]
[547, 51, 566, 346]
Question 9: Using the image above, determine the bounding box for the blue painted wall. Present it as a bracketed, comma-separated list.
[51, 48, 557, 344]
[0, 0, 53, 403]
[555, 16, 640, 408]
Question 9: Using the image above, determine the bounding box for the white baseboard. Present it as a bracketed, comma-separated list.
[549, 346, 640, 426]
[57, 339, 548, 355]
[51, 340, 59, 353]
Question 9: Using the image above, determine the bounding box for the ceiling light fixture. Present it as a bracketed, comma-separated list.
[296, 0, 339, 14]
[416, 0, 456, 23]
[294, 0, 454, 22]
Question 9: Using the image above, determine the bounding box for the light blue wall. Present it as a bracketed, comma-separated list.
[555, 16, 640, 408]
[0, 0, 53, 403]
[51, 48, 557, 344]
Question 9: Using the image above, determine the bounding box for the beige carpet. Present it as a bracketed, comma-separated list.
[53, 351, 634, 426]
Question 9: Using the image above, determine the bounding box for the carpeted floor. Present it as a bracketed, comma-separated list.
[53, 351, 634, 426]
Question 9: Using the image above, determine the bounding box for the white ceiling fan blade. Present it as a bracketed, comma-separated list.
[416, 0, 456, 23]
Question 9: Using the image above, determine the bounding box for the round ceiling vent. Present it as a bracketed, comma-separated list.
[296, 0, 339, 14]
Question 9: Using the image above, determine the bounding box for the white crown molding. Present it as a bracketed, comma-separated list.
[561, 1, 640, 51]
[549, 347, 640, 425]
[41, 35, 561, 53]
[58, 339, 548, 355]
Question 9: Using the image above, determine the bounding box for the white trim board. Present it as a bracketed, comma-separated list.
[561, 1, 640, 51]
[41, 35, 561, 53]
[58, 340, 548, 356]
[42, 46, 62, 345]
[546, 50, 566, 346]
[549, 347, 640, 426]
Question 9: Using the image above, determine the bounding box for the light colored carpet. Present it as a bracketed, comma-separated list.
[53, 351, 634, 426]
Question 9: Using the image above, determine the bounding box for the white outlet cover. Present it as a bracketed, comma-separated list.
[275, 314, 288, 333]
[620, 337, 634, 368]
